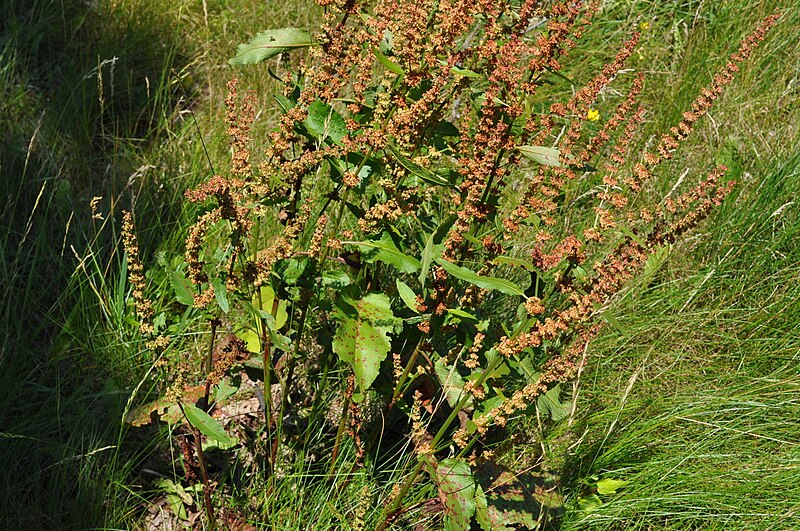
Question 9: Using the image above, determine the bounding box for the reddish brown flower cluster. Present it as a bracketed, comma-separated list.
[122, 211, 154, 334]
[629, 12, 780, 191]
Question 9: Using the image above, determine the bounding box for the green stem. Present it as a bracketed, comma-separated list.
[327, 390, 351, 480]
[178, 403, 216, 531]
[201, 318, 218, 411]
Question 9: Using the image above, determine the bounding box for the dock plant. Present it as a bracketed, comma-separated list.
[122, 1, 780, 528]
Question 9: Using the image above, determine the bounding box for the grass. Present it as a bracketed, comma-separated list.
[1, 0, 798, 528]
[558, 153, 800, 529]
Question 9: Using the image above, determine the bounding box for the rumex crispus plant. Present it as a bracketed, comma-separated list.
[122, 1, 780, 528]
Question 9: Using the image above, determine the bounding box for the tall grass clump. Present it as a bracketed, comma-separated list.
[121, 1, 781, 528]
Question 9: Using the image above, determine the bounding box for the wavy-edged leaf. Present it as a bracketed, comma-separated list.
[435, 258, 525, 297]
[373, 47, 404, 75]
[420, 216, 456, 289]
[229, 28, 313, 65]
[434, 359, 472, 409]
[492, 255, 535, 271]
[212, 277, 229, 313]
[436, 458, 476, 531]
[596, 478, 629, 495]
[536, 383, 570, 422]
[332, 293, 399, 393]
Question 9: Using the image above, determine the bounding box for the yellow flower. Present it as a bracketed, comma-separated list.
[587, 108, 600, 122]
[639, 21, 650, 31]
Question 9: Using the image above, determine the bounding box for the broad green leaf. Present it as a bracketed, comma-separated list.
[273, 93, 296, 112]
[618, 224, 646, 246]
[435, 258, 526, 297]
[253, 286, 288, 329]
[434, 359, 472, 409]
[395, 279, 419, 313]
[436, 458, 476, 531]
[169, 270, 195, 306]
[229, 28, 313, 65]
[332, 293, 399, 393]
[214, 378, 239, 404]
[475, 461, 562, 530]
[639, 243, 672, 287]
[182, 403, 237, 447]
[305, 99, 347, 144]
[596, 478, 628, 495]
[238, 328, 261, 354]
[537, 384, 571, 422]
[212, 277, 229, 313]
[351, 232, 421, 273]
[578, 493, 603, 513]
[517, 145, 564, 167]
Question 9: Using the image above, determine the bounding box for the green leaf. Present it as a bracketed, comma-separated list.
[434, 359, 472, 409]
[254, 286, 289, 328]
[537, 383, 571, 422]
[596, 478, 628, 495]
[492, 255, 535, 271]
[395, 279, 419, 313]
[351, 232, 421, 273]
[420, 216, 456, 289]
[212, 277, 229, 313]
[386, 144, 453, 187]
[229, 28, 313, 65]
[578, 493, 603, 513]
[436, 59, 482, 78]
[305, 99, 347, 144]
[169, 270, 195, 306]
[435, 258, 526, 297]
[436, 458, 476, 531]
[273, 93, 296, 112]
[373, 47, 404, 75]
[446, 308, 479, 323]
[322, 270, 352, 289]
[214, 378, 239, 404]
[475, 461, 562, 530]
[238, 328, 260, 354]
[517, 145, 564, 168]
[332, 293, 399, 393]
[182, 403, 237, 447]
[618, 224, 646, 246]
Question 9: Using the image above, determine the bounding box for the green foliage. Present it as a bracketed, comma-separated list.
[332, 293, 399, 395]
[20, 1, 787, 530]
[116, 0, 786, 526]
[228, 28, 314, 65]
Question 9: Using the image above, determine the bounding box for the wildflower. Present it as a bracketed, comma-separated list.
[639, 21, 650, 32]
[587, 108, 600, 122]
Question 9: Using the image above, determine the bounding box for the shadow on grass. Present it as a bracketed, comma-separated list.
[1, 0, 194, 527]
